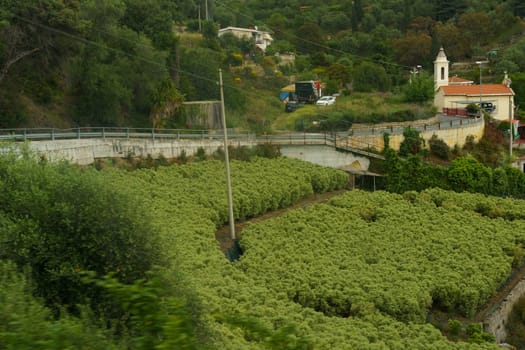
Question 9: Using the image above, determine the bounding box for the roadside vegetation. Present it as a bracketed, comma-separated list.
[272, 92, 436, 131]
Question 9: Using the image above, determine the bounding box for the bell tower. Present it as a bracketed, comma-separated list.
[434, 47, 449, 90]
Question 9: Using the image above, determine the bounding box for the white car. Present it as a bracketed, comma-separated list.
[315, 96, 336, 106]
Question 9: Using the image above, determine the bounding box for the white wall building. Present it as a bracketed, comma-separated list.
[433, 47, 515, 122]
[218, 26, 273, 52]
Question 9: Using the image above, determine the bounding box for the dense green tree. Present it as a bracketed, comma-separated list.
[320, 12, 350, 33]
[393, 33, 432, 67]
[69, 0, 169, 126]
[295, 23, 324, 55]
[326, 63, 351, 90]
[433, 0, 466, 22]
[352, 61, 391, 92]
[511, 0, 525, 17]
[0, 260, 118, 349]
[0, 0, 81, 126]
[0, 0, 80, 85]
[150, 79, 185, 128]
[492, 167, 509, 197]
[510, 73, 525, 110]
[403, 71, 434, 103]
[434, 22, 471, 60]
[121, 0, 176, 50]
[456, 12, 491, 49]
[179, 46, 221, 102]
[399, 127, 424, 156]
[408, 16, 435, 35]
[501, 39, 525, 72]
[428, 134, 450, 160]
[0, 152, 163, 313]
[448, 157, 493, 194]
[266, 12, 289, 39]
[351, 0, 364, 31]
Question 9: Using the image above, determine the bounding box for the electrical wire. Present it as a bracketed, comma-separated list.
[12, 14, 220, 86]
[213, 0, 414, 70]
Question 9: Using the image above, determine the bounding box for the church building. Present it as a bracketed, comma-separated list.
[433, 47, 515, 122]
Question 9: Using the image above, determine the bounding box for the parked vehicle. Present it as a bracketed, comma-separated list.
[479, 102, 496, 113]
[285, 100, 299, 113]
[294, 81, 321, 104]
[316, 96, 336, 106]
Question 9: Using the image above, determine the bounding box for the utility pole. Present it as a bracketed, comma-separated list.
[219, 69, 235, 240]
[198, 4, 201, 32]
[476, 61, 484, 118]
[510, 95, 513, 158]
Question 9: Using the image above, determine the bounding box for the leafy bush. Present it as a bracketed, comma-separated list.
[448, 157, 492, 194]
[429, 134, 450, 160]
[0, 152, 163, 314]
[399, 127, 425, 156]
[448, 319, 462, 337]
[0, 260, 117, 349]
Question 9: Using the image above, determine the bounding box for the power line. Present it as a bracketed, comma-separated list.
[213, 0, 413, 70]
[12, 14, 280, 102]
[12, 14, 220, 86]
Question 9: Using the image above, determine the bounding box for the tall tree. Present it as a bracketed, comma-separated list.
[353, 61, 391, 92]
[434, 0, 466, 22]
[393, 33, 432, 67]
[456, 12, 491, 48]
[295, 23, 324, 55]
[511, 0, 525, 17]
[434, 22, 471, 60]
[351, 0, 364, 31]
[69, 0, 169, 126]
[0, 0, 80, 85]
[121, 0, 176, 50]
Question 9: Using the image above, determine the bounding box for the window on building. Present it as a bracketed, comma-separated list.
[441, 67, 445, 81]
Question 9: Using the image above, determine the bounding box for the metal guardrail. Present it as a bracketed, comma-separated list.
[0, 128, 352, 143]
[0, 128, 386, 161]
[0, 127, 256, 141]
[350, 115, 483, 137]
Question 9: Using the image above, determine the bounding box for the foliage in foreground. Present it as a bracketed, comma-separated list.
[0, 153, 348, 348]
[0, 149, 163, 315]
[1, 149, 519, 349]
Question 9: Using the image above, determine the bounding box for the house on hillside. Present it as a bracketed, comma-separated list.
[218, 26, 273, 52]
[433, 47, 515, 122]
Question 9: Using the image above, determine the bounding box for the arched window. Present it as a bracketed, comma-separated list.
[441, 67, 445, 80]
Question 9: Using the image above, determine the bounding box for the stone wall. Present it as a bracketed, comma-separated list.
[28, 138, 257, 165]
[346, 118, 485, 152]
[483, 277, 525, 344]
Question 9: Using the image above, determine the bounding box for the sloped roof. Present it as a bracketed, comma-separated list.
[441, 84, 514, 96]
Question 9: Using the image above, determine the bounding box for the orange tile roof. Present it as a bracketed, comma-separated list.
[441, 84, 514, 96]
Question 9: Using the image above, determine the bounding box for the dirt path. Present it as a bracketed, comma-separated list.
[215, 189, 346, 252]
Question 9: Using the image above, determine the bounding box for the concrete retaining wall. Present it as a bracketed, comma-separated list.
[483, 277, 525, 344]
[346, 119, 485, 152]
[28, 138, 257, 165]
[280, 145, 370, 170]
